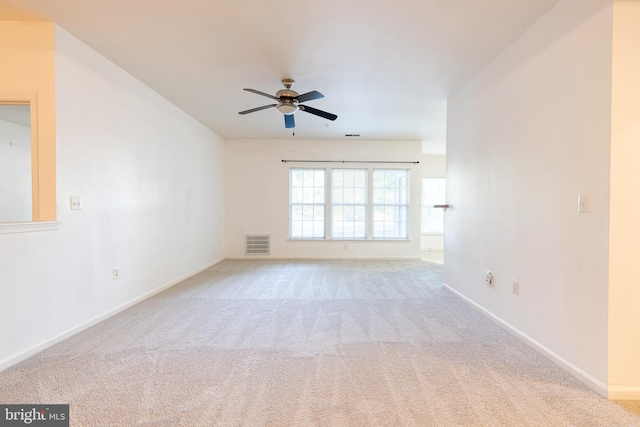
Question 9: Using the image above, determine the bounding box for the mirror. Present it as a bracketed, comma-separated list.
[0, 103, 32, 222]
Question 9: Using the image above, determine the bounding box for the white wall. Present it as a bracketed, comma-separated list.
[608, 0, 640, 399]
[0, 26, 225, 369]
[445, 0, 612, 394]
[420, 155, 446, 250]
[0, 118, 31, 221]
[225, 139, 422, 259]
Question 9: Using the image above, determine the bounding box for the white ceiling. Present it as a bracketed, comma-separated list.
[0, 0, 559, 153]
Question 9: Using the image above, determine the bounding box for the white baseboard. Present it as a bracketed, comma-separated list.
[607, 387, 640, 400]
[443, 283, 608, 398]
[0, 257, 224, 373]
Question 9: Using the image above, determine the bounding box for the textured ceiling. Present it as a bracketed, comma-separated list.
[0, 0, 560, 152]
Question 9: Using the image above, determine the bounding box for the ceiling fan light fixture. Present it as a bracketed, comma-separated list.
[276, 103, 299, 115]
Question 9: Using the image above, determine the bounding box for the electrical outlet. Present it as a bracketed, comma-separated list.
[485, 271, 493, 286]
[512, 279, 520, 295]
[578, 194, 591, 213]
[112, 268, 120, 280]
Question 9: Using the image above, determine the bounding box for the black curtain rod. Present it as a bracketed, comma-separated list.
[281, 160, 419, 164]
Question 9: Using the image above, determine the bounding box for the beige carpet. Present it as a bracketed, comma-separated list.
[1, 259, 639, 426]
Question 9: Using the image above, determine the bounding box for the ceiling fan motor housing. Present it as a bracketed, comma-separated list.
[276, 89, 299, 99]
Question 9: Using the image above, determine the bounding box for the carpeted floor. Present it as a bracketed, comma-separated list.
[1, 259, 638, 426]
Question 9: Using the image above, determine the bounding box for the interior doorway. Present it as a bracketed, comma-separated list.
[420, 177, 446, 264]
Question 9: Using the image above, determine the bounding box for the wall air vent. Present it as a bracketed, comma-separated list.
[245, 234, 271, 256]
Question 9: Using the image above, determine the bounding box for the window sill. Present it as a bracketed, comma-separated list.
[0, 220, 61, 235]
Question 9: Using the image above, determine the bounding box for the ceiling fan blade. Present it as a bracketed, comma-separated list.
[284, 114, 295, 129]
[296, 90, 324, 103]
[238, 104, 277, 115]
[299, 105, 337, 121]
[243, 88, 279, 100]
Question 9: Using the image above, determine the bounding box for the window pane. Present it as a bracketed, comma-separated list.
[384, 188, 395, 204]
[333, 170, 343, 187]
[313, 222, 324, 237]
[314, 188, 324, 203]
[343, 206, 352, 220]
[344, 222, 354, 236]
[292, 205, 303, 220]
[303, 188, 313, 203]
[373, 188, 384, 204]
[303, 205, 314, 219]
[333, 188, 344, 204]
[344, 170, 354, 186]
[344, 188, 355, 204]
[292, 170, 303, 186]
[303, 222, 313, 236]
[291, 188, 303, 204]
[303, 170, 313, 185]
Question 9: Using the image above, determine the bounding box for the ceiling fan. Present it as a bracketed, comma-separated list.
[238, 79, 338, 129]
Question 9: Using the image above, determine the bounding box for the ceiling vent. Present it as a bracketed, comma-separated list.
[245, 234, 271, 256]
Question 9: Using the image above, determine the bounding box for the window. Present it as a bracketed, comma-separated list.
[289, 167, 411, 241]
[289, 169, 326, 239]
[372, 169, 409, 239]
[421, 178, 446, 234]
[331, 169, 367, 239]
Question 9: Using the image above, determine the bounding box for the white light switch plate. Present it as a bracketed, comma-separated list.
[70, 196, 83, 210]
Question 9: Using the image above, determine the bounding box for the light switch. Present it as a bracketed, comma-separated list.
[70, 196, 83, 211]
[578, 194, 591, 213]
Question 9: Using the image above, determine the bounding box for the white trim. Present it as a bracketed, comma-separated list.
[443, 283, 608, 398]
[0, 257, 224, 372]
[607, 387, 640, 400]
[0, 220, 61, 235]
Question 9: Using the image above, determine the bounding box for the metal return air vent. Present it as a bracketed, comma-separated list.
[245, 234, 271, 256]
